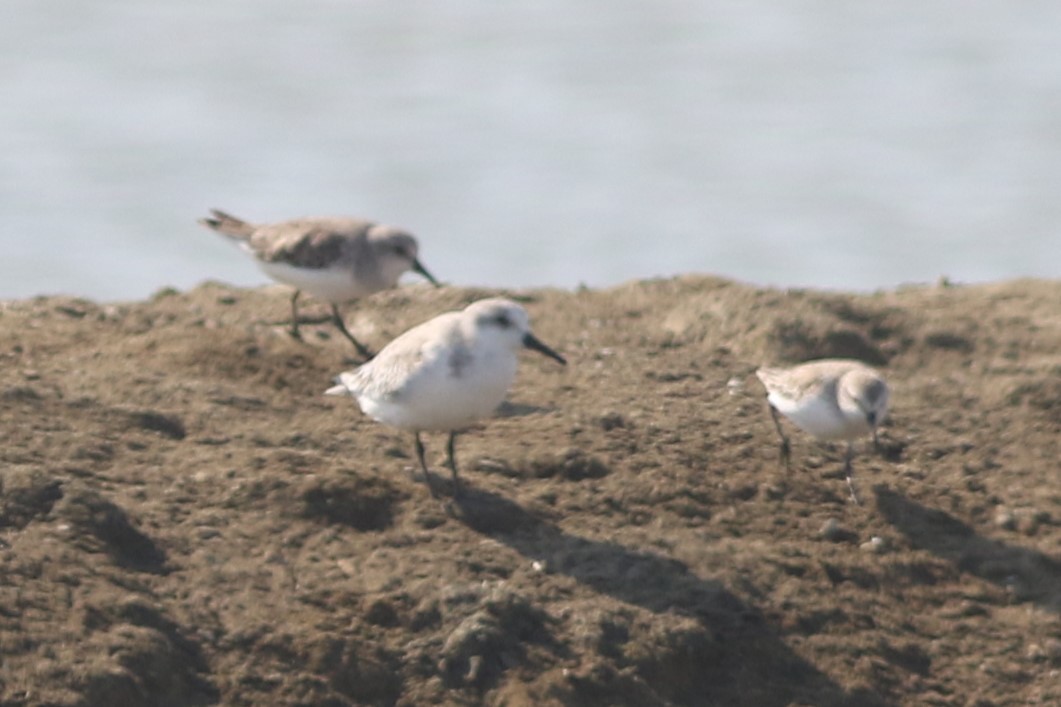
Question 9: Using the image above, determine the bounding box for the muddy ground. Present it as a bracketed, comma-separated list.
[0, 275, 1058, 706]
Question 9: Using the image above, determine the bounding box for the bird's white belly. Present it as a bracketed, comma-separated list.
[770, 392, 866, 440]
[258, 260, 370, 302]
[358, 357, 516, 432]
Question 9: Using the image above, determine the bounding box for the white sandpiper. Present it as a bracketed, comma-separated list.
[200, 209, 439, 358]
[325, 298, 567, 497]
[755, 358, 890, 504]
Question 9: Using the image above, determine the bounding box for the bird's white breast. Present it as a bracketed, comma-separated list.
[769, 390, 868, 441]
[357, 348, 518, 432]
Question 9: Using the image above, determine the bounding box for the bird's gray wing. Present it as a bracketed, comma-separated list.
[250, 218, 374, 268]
[346, 312, 464, 402]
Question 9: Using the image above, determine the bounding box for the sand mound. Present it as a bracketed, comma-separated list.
[0, 276, 1058, 705]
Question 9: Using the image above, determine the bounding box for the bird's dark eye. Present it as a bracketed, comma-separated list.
[494, 314, 511, 328]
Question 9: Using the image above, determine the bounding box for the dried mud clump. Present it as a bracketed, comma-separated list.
[438, 587, 554, 689]
[296, 474, 402, 531]
[71, 597, 219, 707]
[55, 487, 168, 572]
[0, 466, 62, 529]
[513, 448, 611, 481]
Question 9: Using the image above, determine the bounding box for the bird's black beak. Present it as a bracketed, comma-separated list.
[868, 412, 882, 451]
[412, 258, 441, 287]
[522, 332, 566, 365]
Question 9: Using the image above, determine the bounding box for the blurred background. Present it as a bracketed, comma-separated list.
[2, 0, 1059, 301]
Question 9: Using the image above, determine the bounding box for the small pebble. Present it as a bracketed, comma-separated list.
[761, 483, 786, 501]
[994, 507, 1016, 530]
[1022, 641, 1056, 662]
[1015, 509, 1043, 536]
[897, 464, 926, 480]
[860, 536, 888, 554]
[819, 518, 844, 542]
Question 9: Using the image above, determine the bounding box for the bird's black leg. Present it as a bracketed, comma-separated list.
[413, 432, 440, 497]
[844, 441, 861, 505]
[445, 431, 463, 498]
[330, 304, 374, 360]
[768, 404, 791, 469]
[288, 290, 303, 340]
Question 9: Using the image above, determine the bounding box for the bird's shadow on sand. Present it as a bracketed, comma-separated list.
[494, 400, 560, 418]
[875, 486, 1061, 613]
[449, 485, 888, 706]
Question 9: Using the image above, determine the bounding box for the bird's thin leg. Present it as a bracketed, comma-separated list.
[768, 404, 791, 469]
[872, 426, 881, 454]
[330, 303, 374, 360]
[413, 432, 440, 497]
[844, 441, 861, 505]
[445, 431, 463, 498]
[288, 290, 303, 340]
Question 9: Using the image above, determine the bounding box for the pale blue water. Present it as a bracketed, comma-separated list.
[2, 0, 1060, 301]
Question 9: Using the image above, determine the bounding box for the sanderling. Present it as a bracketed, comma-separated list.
[755, 359, 890, 504]
[325, 298, 566, 497]
[200, 209, 439, 358]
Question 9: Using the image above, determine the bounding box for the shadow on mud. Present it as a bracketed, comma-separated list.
[453, 485, 888, 707]
[875, 486, 1061, 613]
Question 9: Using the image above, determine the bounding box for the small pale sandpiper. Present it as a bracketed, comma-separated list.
[325, 298, 566, 497]
[200, 209, 439, 358]
[756, 358, 890, 504]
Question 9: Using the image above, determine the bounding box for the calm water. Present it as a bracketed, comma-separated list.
[3, 0, 1060, 301]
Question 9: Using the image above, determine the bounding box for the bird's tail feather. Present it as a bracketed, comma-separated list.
[198, 209, 255, 241]
[324, 371, 359, 397]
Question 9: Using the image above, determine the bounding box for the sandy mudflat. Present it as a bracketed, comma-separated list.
[0, 275, 1058, 706]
